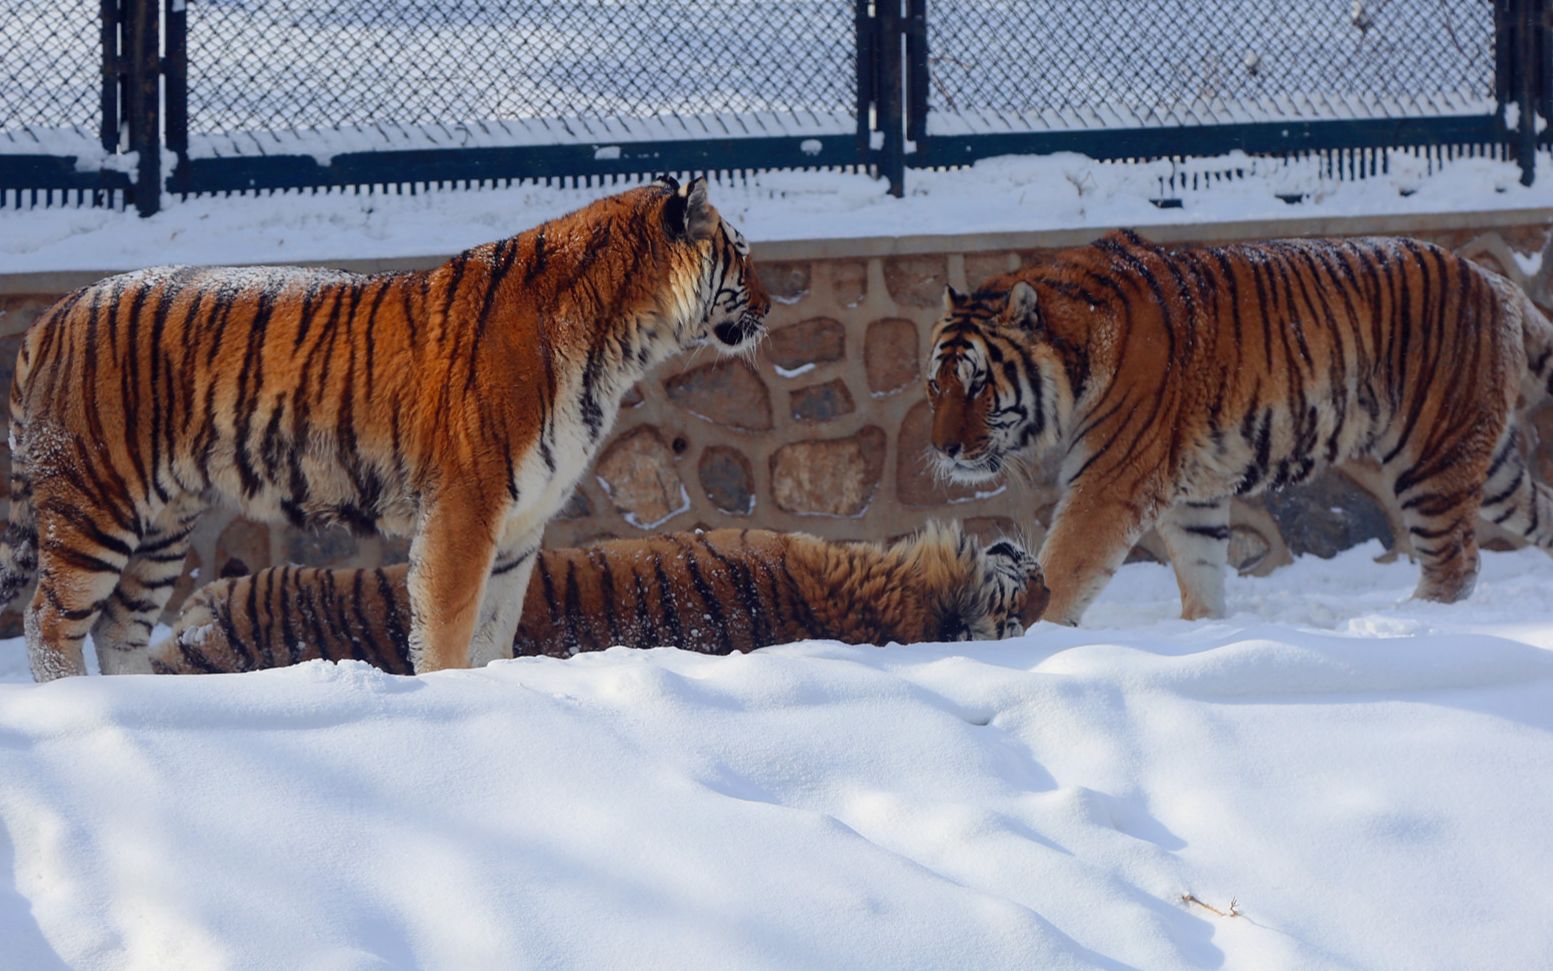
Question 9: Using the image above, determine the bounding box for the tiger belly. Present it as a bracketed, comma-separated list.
[1182, 379, 1383, 502]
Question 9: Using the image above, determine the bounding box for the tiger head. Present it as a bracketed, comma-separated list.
[653, 175, 770, 354]
[974, 536, 1050, 638]
[926, 281, 1069, 484]
[904, 522, 1050, 641]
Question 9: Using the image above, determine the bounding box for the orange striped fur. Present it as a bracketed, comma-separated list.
[1, 177, 769, 680]
[927, 229, 1553, 624]
[149, 525, 1048, 674]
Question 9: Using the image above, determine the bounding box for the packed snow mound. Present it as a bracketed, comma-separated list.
[2, 542, 1552, 969]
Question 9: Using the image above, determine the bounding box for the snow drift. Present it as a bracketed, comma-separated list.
[2, 542, 1552, 969]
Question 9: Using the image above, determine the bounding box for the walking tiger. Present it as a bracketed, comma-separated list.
[926, 229, 1553, 624]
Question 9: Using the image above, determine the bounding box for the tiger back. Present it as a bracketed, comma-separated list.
[149, 525, 1048, 675]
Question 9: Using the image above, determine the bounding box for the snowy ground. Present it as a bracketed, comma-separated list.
[2, 541, 1552, 969]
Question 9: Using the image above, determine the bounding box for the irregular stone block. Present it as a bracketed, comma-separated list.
[766, 317, 845, 375]
[0, 334, 25, 403]
[829, 260, 868, 307]
[961, 516, 1021, 544]
[884, 256, 949, 308]
[665, 360, 773, 431]
[1262, 470, 1394, 559]
[964, 252, 1019, 288]
[216, 517, 271, 576]
[771, 426, 886, 517]
[595, 426, 689, 530]
[556, 488, 594, 521]
[377, 536, 412, 566]
[286, 524, 359, 568]
[699, 445, 755, 515]
[789, 379, 855, 424]
[1228, 525, 1272, 573]
[0, 295, 57, 338]
[865, 318, 919, 396]
[757, 261, 811, 305]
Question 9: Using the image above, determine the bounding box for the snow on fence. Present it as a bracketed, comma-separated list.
[0, 0, 1547, 215]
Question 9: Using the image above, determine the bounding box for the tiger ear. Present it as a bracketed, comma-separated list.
[652, 174, 681, 192]
[684, 176, 715, 242]
[664, 176, 715, 242]
[942, 285, 965, 312]
[1003, 281, 1039, 327]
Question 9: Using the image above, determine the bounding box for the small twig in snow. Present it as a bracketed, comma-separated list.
[1181, 893, 1242, 918]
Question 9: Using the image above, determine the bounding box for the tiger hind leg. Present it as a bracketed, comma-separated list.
[1388, 456, 1486, 605]
[1478, 425, 1553, 551]
[0, 471, 39, 611]
[91, 497, 204, 675]
[24, 484, 140, 681]
[1157, 499, 1230, 620]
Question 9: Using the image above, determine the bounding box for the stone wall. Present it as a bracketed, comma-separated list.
[0, 210, 1550, 633]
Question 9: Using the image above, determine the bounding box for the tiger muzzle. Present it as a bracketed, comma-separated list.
[712, 311, 765, 349]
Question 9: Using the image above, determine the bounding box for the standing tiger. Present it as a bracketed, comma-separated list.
[148, 524, 1049, 674]
[0, 176, 768, 681]
[927, 229, 1553, 625]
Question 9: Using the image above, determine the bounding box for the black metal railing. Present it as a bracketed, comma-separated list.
[2, 1, 1548, 217]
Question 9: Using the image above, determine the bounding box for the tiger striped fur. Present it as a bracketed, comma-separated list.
[1, 177, 769, 680]
[927, 229, 1553, 625]
[148, 524, 1049, 674]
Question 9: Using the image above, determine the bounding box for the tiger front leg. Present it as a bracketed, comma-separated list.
[1037, 484, 1155, 626]
[405, 490, 505, 673]
[466, 527, 543, 667]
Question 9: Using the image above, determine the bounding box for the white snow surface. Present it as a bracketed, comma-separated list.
[2, 150, 1549, 276]
[3, 541, 1553, 969]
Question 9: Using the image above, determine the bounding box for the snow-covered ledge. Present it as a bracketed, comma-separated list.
[1, 148, 1548, 288]
[1, 206, 1548, 295]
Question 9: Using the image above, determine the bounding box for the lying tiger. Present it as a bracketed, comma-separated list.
[149, 524, 1048, 674]
[927, 229, 1553, 624]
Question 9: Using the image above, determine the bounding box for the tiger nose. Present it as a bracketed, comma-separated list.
[939, 442, 961, 459]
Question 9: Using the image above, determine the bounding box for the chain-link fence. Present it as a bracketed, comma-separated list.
[181, 0, 860, 159]
[924, 0, 1496, 135]
[0, 1, 128, 206]
[1, 0, 1547, 214]
[0, 1, 108, 154]
[906, 0, 1546, 188]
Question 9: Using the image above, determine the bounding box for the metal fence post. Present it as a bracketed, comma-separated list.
[1514, 0, 1539, 185]
[126, 0, 161, 215]
[1534, 0, 1552, 154]
[164, 0, 188, 196]
[875, 0, 905, 197]
[100, 0, 122, 156]
[1498, 0, 1541, 186]
[904, 0, 928, 147]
